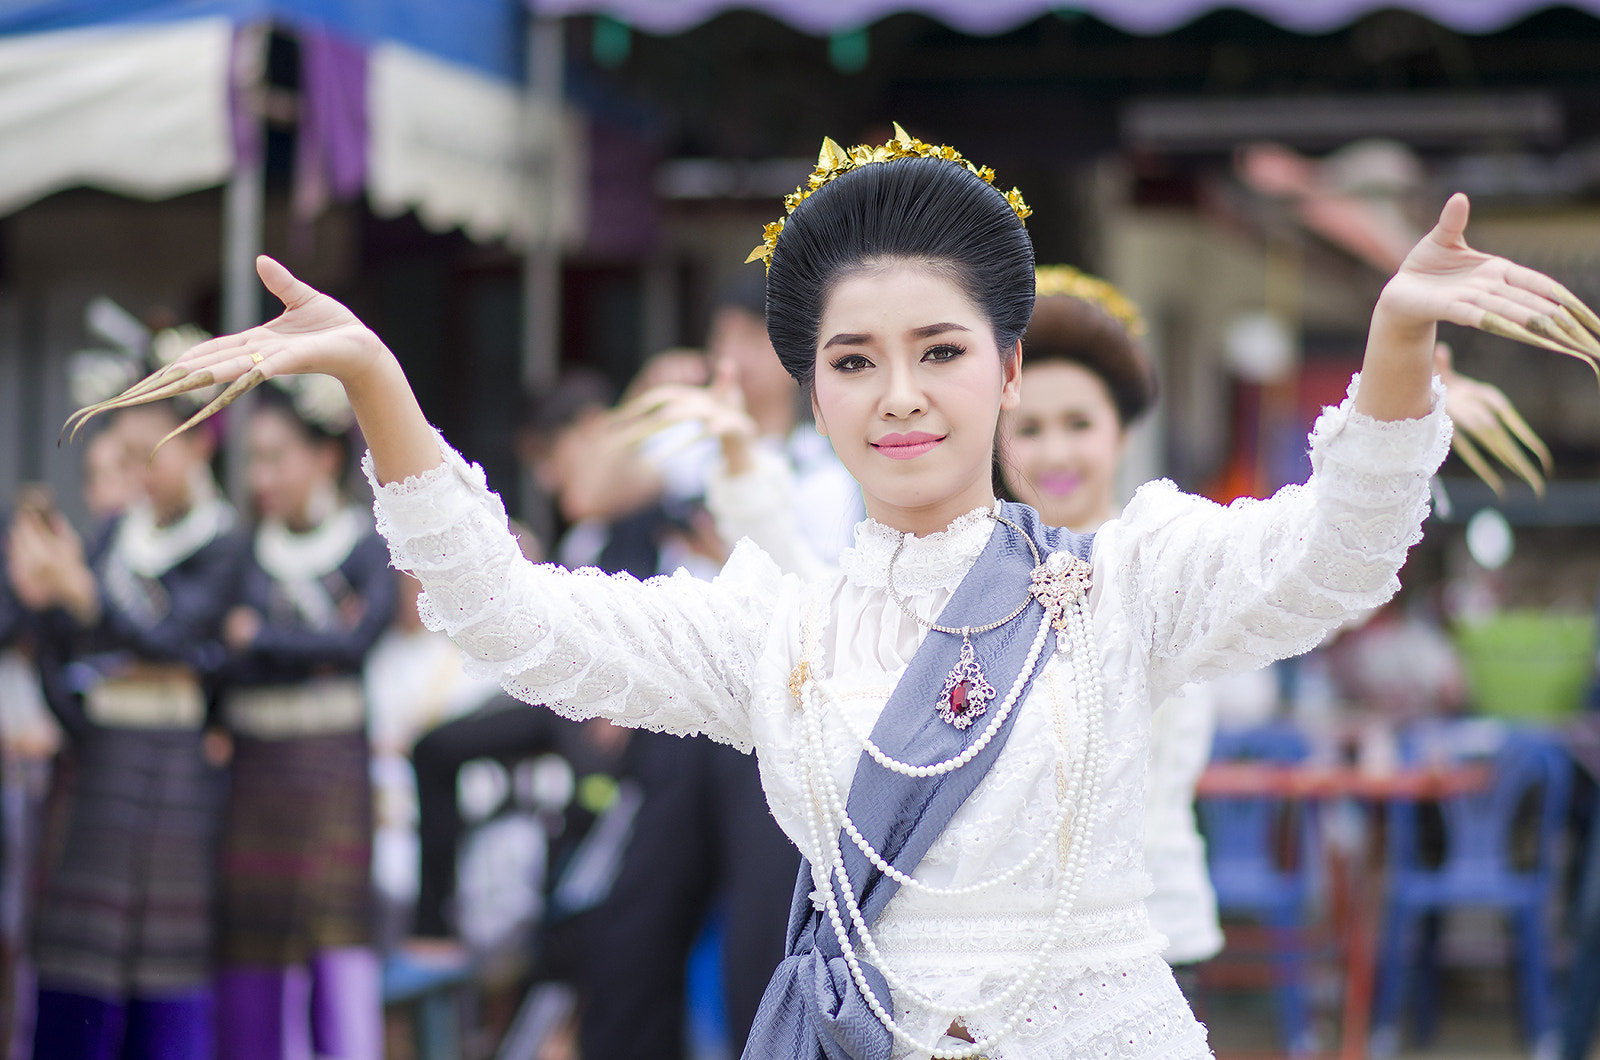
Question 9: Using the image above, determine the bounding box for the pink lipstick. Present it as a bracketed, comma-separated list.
[1037, 471, 1081, 496]
[871, 431, 945, 460]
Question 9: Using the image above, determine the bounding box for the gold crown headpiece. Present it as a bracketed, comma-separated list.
[1035, 265, 1147, 338]
[745, 122, 1032, 271]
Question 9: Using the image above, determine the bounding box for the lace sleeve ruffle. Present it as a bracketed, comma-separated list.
[363, 432, 783, 751]
[1110, 374, 1451, 699]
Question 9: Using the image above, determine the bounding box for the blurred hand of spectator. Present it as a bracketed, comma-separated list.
[553, 348, 723, 525]
[7, 508, 98, 625]
[224, 605, 262, 650]
[618, 357, 758, 475]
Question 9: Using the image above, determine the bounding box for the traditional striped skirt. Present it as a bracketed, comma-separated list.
[218, 729, 373, 966]
[32, 728, 220, 999]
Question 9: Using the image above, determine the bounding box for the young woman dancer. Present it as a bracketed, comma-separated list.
[95, 128, 1594, 1059]
[683, 266, 1223, 973]
[997, 273, 1226, 975]
[10, 402, 242, 1060]
[215, 381, 394, 1060]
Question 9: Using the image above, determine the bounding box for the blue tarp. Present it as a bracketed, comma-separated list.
[0, 0, 523, 79]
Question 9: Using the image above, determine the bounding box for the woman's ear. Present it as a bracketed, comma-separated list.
[999, 339, 1023, 412]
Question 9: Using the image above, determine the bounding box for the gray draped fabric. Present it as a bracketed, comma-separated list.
[744, 502, 1094, 1060]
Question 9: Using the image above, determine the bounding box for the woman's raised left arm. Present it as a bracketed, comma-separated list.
[1111, 193, 1599, 700]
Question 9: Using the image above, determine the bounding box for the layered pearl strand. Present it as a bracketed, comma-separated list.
[811, 622, 1068, 898]
[793, 550, 1107, 1060]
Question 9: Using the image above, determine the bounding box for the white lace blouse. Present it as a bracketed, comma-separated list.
[366, 377, 1449, 1060]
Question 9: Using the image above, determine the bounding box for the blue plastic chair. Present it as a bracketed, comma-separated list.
[1371, 724, 1572, 1054]
[1200, 723, 1319, 1056]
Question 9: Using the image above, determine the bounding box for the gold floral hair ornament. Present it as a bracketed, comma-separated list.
[745, 122, 1032, 271]
[1034, 266, 1146, 338]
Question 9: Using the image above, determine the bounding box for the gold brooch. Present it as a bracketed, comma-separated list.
[1029, 553, 1093, 632]
[745, 123, 1032, 271]
[1035, 265, 1147, 338]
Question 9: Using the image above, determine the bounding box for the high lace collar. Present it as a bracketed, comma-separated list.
[839, 502, 999, 594]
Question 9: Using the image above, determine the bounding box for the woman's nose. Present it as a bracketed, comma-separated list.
[879, 360, 926, 419]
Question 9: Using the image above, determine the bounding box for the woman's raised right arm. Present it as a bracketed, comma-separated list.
[163, 257, 782, 748]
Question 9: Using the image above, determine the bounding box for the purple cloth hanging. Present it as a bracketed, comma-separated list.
[295, 29, 368, 222]
[586, 119, 660, 258]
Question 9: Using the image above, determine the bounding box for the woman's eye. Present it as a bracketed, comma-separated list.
[922, 343, 967, 363]
[1014, 420, 1043, 438]
[828, 354, 873, 373]
[1066, 416, 1095, 432]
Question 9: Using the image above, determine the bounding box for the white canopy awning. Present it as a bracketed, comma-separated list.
[0, 18, 234, 216]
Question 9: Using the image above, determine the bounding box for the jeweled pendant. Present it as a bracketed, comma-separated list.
[937, 636, 996, 730]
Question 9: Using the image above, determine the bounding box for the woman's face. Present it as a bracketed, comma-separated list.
[114, 406, 210, 524]
[246, 408, 339, 525]
[811, 261, 1020, 536]
[1001, 361, 1126, 532]
[83, 428, 138, 520]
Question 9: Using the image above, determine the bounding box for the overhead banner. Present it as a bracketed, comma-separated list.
[0, 17, 234, 215]
[528, 0, 1600, 36]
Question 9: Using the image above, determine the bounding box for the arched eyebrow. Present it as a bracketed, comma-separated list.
[909, 322, 970, 340]
[822, 322, 971, 349]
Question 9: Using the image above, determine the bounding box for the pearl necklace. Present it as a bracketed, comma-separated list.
[793, 554, 1106, 1059]
[810, 621, 1070, 898]
[885, 509, 1043, 732]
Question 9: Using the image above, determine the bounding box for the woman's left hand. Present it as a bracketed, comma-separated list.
[1379, 194, 1568, 337]
[1358, 193, 1600, 422]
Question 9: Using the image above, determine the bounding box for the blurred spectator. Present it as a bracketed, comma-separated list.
[79, 427, 138, 529]
[465, 355, 803, 1059]
[214, 382, 395, 1060]
[8, 401, 243, 1060]
[1325, 601, 1465, 719]
[366, 571, 502, 949]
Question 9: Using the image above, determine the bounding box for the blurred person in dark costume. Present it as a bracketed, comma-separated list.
[9, 401, 242, 1060]
[214, 379, 394, 1060]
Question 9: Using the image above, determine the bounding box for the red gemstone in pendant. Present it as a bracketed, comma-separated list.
[937, 641, 996, 730]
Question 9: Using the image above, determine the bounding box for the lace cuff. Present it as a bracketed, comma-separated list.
[1310, 373, 1452, 490]
[364, 430, 778, 750]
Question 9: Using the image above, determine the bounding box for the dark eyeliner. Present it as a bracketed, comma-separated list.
[923, 342, 968, 362]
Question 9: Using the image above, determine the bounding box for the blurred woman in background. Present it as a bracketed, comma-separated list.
[215, 380, 394, 1060]
[1000, 271, 1225, 977]
[8, 401, 242, 1060]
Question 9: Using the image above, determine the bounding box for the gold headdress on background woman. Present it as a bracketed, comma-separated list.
[1034, 266, 1146, 338]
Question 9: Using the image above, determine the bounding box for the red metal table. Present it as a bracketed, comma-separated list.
[1194, 761, 1491, 1060]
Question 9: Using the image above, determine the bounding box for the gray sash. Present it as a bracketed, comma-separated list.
[743, 502, 1094, 1060]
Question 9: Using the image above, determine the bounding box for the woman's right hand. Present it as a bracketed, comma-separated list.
[173, 256, 390, 390]
[157, 256, 440, 484]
